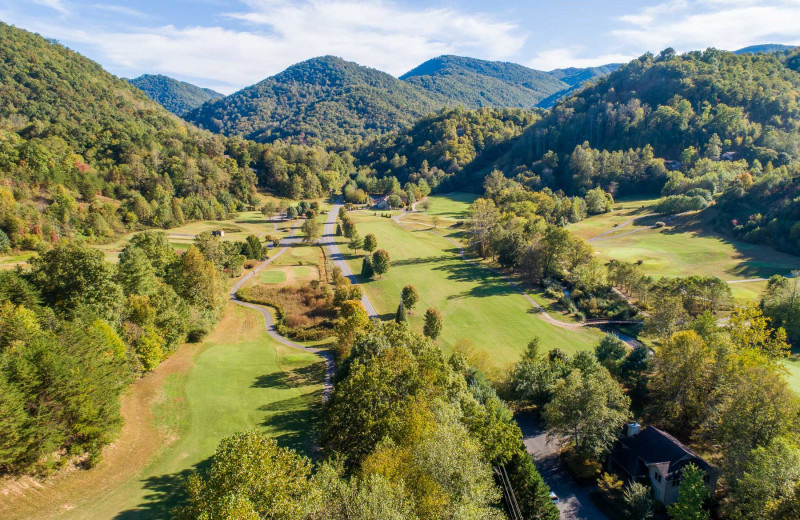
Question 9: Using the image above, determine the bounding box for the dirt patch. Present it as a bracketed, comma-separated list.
[0, 309, 210, 520]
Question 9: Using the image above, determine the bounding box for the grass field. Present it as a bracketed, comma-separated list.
[339, 203, 603, 369]
[567, 200, 800, 298]
[2, 302, 324, 520]
[783, 357, 800, 395]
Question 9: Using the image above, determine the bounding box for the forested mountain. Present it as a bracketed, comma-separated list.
[400, 55, 567, 109]
[185, 55, 618, 145]
[186, 56, 446, 144]
[355, 107, 540, 191]
[546, 64, 621, 87]
[488, 48, 800, 195]
[735, 43, 796, 54]
[127, 74, 223, 116]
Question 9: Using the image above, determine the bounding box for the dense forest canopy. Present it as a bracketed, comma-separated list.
[400, 55, 569, 109]
[127, 74, 223, 117]
[185, 56, 447, 144]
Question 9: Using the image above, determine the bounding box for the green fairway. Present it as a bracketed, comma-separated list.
[260, 270, 288, 284]
[568, 202, 800, 286]
[58, 303, 323, 519]
[341, 211, 602, 369]
[783, 357, 800, 395]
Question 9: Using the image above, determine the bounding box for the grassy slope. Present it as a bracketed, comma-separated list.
[783, 357, 800, 395]
[568, 199, 800, 300]
[35, 302, 322, 520]
[342, 199, 602, 369]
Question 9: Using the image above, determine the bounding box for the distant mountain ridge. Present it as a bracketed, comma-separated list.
[185, 55, 446, 143]
[184, 55, 618, 143]
[127, 74, 223, 116]
[734, 44, 797, 54]
[400, 55, 567, 108]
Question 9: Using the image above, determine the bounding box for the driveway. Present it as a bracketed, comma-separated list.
[516, 413, 608, 520]
[323, 201, 378, 317]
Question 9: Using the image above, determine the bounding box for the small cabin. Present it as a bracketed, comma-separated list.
[211, 230, 225, 237]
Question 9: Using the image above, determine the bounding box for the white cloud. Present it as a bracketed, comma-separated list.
[613, 0, 800, 53]
[527, 47, 636, 71]
[13, 0, 526, 94]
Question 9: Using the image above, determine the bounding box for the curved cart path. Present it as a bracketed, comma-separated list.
[392, 212, 641, 344]
[229, 233, 336, 399]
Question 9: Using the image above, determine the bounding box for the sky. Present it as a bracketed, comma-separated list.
[2, 0, 800, 94]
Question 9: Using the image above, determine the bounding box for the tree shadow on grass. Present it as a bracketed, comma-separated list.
[113, 459, 210, 520]
[391, 254, 452, 267]
[434, 261, 516, 300]
[258, 393, 322, 457]
[251, 361, 325, 389]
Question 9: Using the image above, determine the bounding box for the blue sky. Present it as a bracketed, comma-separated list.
[3, 0, 800, 93]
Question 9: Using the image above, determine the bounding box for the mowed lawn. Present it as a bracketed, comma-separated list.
[783, 357, 800, 395]
[340, 211, 602, 369]
[56, 303, 324, 520]
[568, 203, 800, 285]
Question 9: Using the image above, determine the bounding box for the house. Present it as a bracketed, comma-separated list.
[372, 195, 391, 210]
[607, 424, 717, 505]
[721, 151, 738, 161]
[664, 160, 682, 171]
[211, 230, 225, 237]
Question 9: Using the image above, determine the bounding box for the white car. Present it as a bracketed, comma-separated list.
[549, 491, 559, 504]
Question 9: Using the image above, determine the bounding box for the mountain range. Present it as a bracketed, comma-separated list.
[177, 55, 619, 143]
[127, 74, 223, 116]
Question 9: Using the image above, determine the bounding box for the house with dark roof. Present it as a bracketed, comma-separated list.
[607, 423, 717, 505]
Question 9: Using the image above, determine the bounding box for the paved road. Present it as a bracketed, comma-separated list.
[228, 223, 335, 400]
[324, 201, 378, 317]
[517, 413, 608, 520]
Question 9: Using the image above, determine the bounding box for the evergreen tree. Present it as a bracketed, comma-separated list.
[395, 303, 407, 324]
[361, 255, 375, 279]
[117, 245, 158, 296]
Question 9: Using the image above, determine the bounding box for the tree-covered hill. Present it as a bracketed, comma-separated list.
[0, 22, 260, 248]
[735, 43, 796, 55]
[354, 107, 540, 191]
[491, 48, 800, 193]
[400, 55, 569, 109]
[185, 56, 447, 144]
[127, 74, 223, 116]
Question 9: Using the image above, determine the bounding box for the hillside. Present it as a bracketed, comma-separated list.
[185, 55, 446, 143]
[0, 22, 258, 248]
[354, 107, 539, 190]
[735, 43, 796, 54]
[400, 55, 568, 109]
[127, 74, 223, 116]
[489, 48, 800, 194]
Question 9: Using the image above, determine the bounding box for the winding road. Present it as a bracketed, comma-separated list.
[228, 201, 378, 401]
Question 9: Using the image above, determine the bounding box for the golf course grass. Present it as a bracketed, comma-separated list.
[260, 270, 288, 284]
[783, 357, 800, 395]
[3, 302, 324, 520]
[568, 200, 800, 288]
[339, 208, 603, 370]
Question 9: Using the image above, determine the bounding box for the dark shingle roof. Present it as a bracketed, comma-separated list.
[609, 427, 715, 480]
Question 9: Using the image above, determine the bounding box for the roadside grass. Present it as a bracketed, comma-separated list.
[339, 211, 602, 369]
[4, 302, 324, 520]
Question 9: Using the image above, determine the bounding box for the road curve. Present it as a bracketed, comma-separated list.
[229, 222, 335, 400]
[324, 201, 378, 317]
